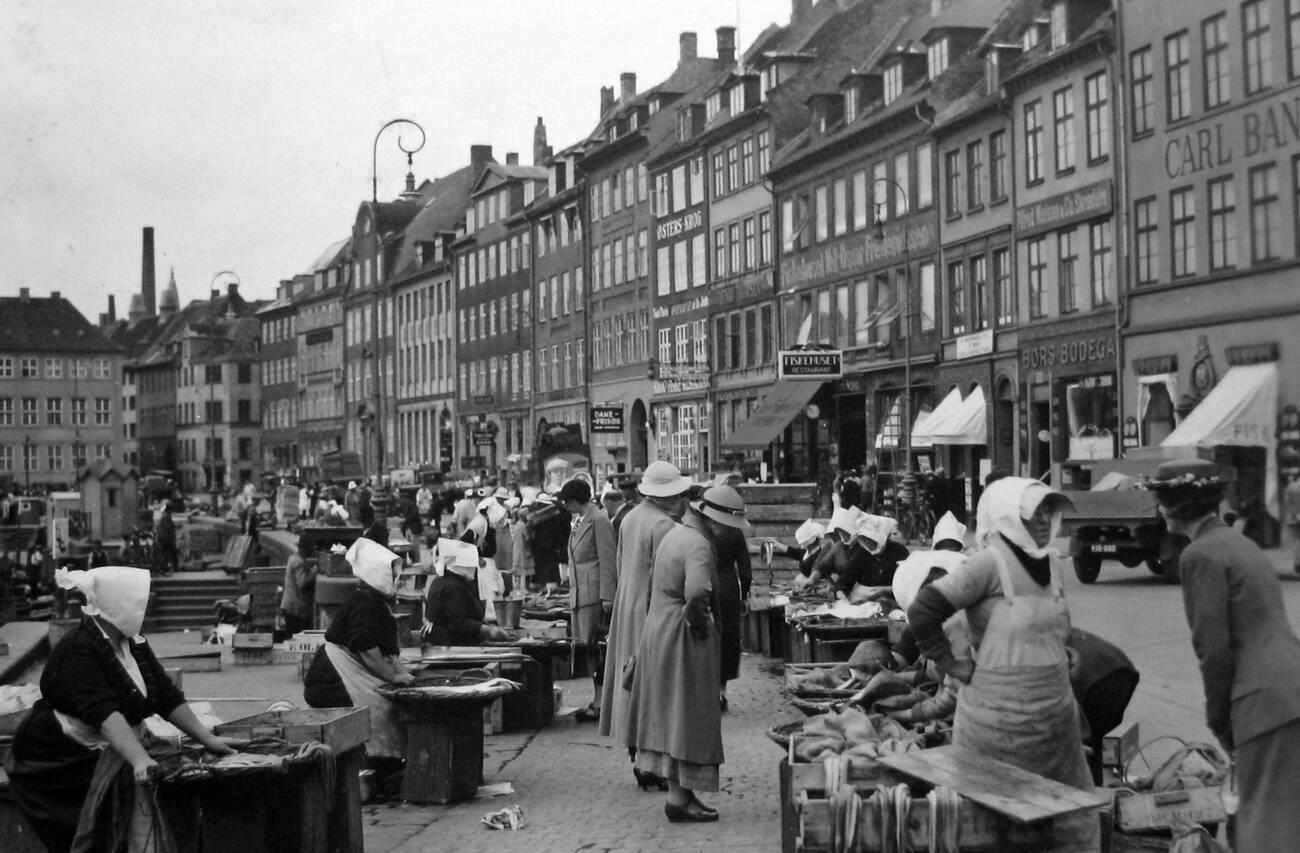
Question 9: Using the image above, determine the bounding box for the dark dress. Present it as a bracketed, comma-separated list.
[423, 573, 485, 646]
[5, 618, 186, 853]
[303, 585, 400, 709]
[835, 539, 910, 595]
[528, 509, 570, 586]
[714, 526, 753, 684]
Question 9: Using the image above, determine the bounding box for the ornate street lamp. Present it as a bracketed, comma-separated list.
[372, 119, 426, 204]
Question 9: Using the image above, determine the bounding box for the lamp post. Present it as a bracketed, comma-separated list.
[369, 120, 426, 481]
[23, 434, 32, 492]
[871, 178, 913, 477]
[207, 272, 238, 512]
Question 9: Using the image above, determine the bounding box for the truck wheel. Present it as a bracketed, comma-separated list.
[1073, 555, 1102, 584]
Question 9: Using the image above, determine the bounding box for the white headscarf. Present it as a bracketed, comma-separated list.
[55, 566, 151, 638]
[829, 505, 862, 536]
[855, 514, 897, 555]
[891, 549, 969, 611]
[478, 497, 507, 526]
[794, 519, 828, 548]
[447, 544, 479, 580]
[980, 477, 1067, 559]
[931, 511, 967, 548]
[346, 537, 401, 597]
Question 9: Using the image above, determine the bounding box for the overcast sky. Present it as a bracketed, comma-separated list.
[2, 0, 790, 320]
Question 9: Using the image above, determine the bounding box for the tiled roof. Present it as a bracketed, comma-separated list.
[0, 295, 122, 354]
[304, 238, 350, 275]
[391, 163, 477, 279]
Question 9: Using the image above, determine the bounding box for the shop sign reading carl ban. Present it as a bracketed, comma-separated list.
[1021, 335, 1117, 370]
[779, 350, 843, 380]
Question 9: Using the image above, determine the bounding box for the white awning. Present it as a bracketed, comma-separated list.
[926, 385, 987, 445]
[912, 388, 962, 446]
[1162, 362, 1279, 514]
[910, 407, 935, 449]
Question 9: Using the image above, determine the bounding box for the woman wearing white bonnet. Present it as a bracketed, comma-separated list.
[832, 513, 910, 598]
[303, 538, 414, 791]
[7, 567, 236, 853]
[907, 477, 1097, 851]
[764, 518, 831, 590]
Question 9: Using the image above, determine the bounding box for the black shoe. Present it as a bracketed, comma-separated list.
[665, 802, 719, 823]
[690, 792, 718, 813]
[574, 703, 600, 723]
[633, 769, 669, 791]
[719, 694, 729, 712]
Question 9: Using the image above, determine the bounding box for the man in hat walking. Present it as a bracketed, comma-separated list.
[560, 479, 617, 722]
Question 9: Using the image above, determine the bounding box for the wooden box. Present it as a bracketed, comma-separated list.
[1102, 720, 1140, 768]
[1114, 787, 1226, 833]
[483, 696, 504, 735]
[232, 632, 274, 649]
[215, 707, 371, 754]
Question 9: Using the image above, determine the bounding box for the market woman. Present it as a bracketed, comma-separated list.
[1147, 459, 1300, 852]
[304, 537, 414, 778]
[422, 546, 510, 646]
[5, 566, 236, 853]
[907, 477, 1097, 851]
[627, 485, 748, 824]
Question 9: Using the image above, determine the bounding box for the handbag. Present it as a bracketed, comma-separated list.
[620, 655, 637, 690]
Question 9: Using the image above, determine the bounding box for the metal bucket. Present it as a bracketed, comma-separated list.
[498, 598, 523, 630]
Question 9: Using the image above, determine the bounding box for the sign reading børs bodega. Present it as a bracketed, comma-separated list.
[589, 406, 624, 433]
[779, 350, 843, 380]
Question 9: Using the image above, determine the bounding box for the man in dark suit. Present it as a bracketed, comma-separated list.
[561, 479, 617, 722]
[605, 474, 640, 537]
[1148, 459, 1300, 852]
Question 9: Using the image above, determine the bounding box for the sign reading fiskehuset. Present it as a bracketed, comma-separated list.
[589, 406, 624, 433]
[779, 350, 843, 380]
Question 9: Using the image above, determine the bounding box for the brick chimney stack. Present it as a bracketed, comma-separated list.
[470, 144, 493, 185]
[141, 226, 156, 316]
[107, 294, 117, 323]
[680, 32, 698, 62]
[506, 152, 519, 166]
[717, 27, 737, 65]
[620, 72, 637, 102]
[600, 86, 615, 117]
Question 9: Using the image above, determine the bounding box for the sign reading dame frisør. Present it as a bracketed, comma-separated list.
[589, 406, 624, 434]
[779, 350, 843, 380]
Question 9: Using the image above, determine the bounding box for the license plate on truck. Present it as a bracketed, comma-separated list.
[1091, 544, 1118, 553]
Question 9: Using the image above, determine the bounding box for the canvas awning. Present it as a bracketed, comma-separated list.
[723, 380, 823, 450]
[926, 385, 988, 445]
[1162, 362, 1279, 513]
[910, 407, 935, 449]
[912, 388, 963, 446]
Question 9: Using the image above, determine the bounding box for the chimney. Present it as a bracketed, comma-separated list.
[792, 0, 812, 23]
[107, 294, 117, 322]
[620, 72, 637, 102]
[470, 144, 493, 185]
[141, 226, 156, 316]
[51, 290, 60, 300]
[506, 152, 519, 166]
[19, 287, 30, 301]
[533, 116, 548, 165]
[600, 85, 615, 117]
[129, 294, 146, 320]
[210, 288, 219, 301]
[227, 282, 239, 298]
[680, 32, 698, 62]
[717, 27, 736, 65]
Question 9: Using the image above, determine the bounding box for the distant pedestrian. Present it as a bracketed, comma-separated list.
[560, 480, 617, 723]
[280, 540, 317, 636]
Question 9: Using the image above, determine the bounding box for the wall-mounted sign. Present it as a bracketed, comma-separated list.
[779, 350, 843, 380]
[472, 395, 495, 405]
[1020, 335, 1117, 371]
[779, 221, 937, 289]
[1226, 342, 1279, 366]
[1134, 354, 1178, 376]
[461, 455, 485, 469]
[955, 329, 994, 360]
[590, 406, 625, 433]
[655, 208, 704, 241]
[473, 433, 496, 446]
[1015, 179, 1113, 236]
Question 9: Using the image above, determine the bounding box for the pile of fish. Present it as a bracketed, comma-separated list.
[792, 705, 925, 763]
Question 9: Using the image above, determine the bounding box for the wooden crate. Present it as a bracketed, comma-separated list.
[232, 648, 273, 666]
[232, 632, 274, 649]
[1102, 720, 1140, 769]
[215, 707, 371, 754]
[1114, 787, 1226, 833]
[483, 696, 504, 735]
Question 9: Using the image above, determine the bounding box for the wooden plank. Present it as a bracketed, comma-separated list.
[875, 744, 1107, 824]
[1114, 787, 1226, 832]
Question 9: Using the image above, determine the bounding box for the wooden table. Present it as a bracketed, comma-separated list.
[786, 617, 891, 663]
[420, 647, 554, 730]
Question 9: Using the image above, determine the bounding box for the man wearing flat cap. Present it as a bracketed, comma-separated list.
[560, 479, 617, 722]
[1148, 458, 1300, 851]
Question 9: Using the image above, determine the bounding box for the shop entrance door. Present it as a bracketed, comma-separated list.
[1030, 400, 1052, 479]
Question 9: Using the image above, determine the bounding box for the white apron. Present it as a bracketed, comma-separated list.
[954, 548, 1098, 852]
[324, 642, 405, 759]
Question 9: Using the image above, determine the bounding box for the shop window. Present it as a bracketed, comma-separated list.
[1140, 379, 1177, 445]
[1065, 376, 1117, 461]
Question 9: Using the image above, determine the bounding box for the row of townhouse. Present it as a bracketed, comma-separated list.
[240, 0, 1298, 538]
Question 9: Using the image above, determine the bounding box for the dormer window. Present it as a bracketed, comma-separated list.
[883, 63, 904, 105]
[1022, 22, 1042, 51]
[649, 97, 660, 115]
[677, 110, 690, 142]
[1050, 2, 1068, 50]
[927, 38, 949, 79]
[706, 91, 723, 121]
[844, 85, 859, 122]
[629, 110, 639, 130]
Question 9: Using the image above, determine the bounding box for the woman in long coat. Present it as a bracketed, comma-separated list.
[599, 462, 691, 783]
[908, 477, 1096, 852]
[627, 486, 747, 823]
[712, 523, 752, 710]
[1148, 459, 1300, 853]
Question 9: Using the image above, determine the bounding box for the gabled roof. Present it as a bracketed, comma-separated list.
[78, 459, 138, 483]
[305, 238, 350, 275]
[390, 163, 478, 280]
[471, 162, 548, 197]
[0, 295, 122, 354]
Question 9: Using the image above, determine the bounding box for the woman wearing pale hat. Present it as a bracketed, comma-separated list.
[599, 460, 691, 789]
[303, 538, 415, 787]
[6, 567, 237, 852]
[1147, 459, 1300, 852]
[907, 477, 1096, 851]
[626, 484, 747, 823]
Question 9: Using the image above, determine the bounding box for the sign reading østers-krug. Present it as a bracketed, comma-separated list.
[779, 350, 843, 380]
[589, 406, 625, 434]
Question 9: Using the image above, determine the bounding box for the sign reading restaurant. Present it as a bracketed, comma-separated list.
[589, 406, 624, 433]
[779, 349, 843, 380]
[1014, 179, 1112, 235]
[779, 221, 936, 289]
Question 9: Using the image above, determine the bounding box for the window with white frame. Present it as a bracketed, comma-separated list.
[1084, 71, 1111, 162]
[0, 357, 10, 378]
[883, 62, 903, 105]
[1053, 86, 1075, 173]
[1050, 2, 1067, 49]
[657, 328, 671, 366]
[927, 38, 948, 79]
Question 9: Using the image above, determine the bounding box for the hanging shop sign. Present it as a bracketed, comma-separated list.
[779, 350, 843, 380]
[461, 455, 485, 469]
[589, 406, 625, 434]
